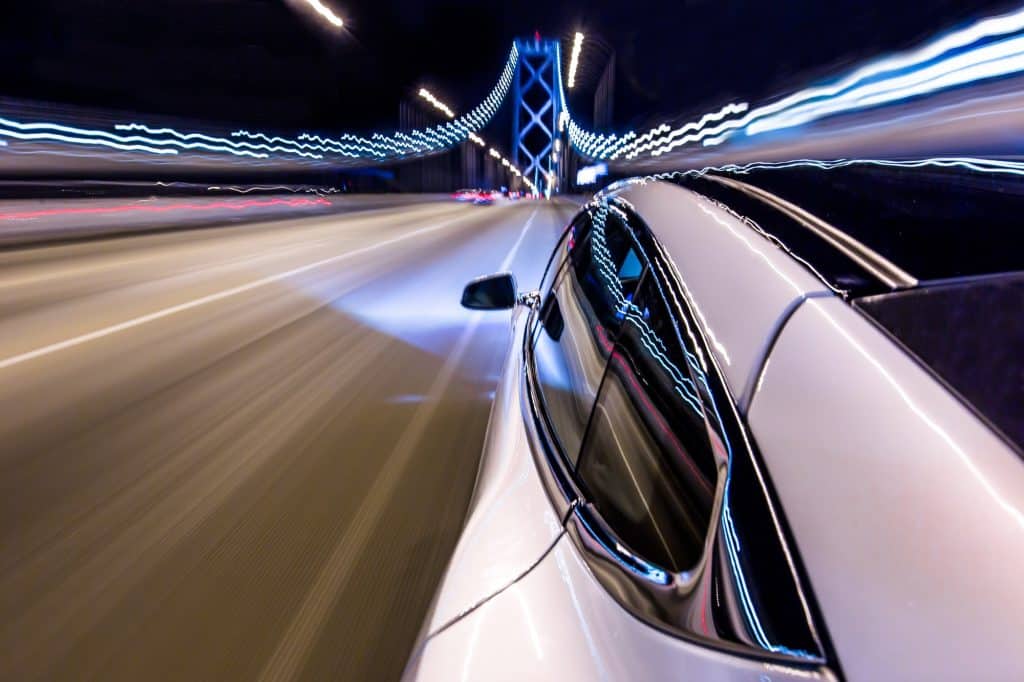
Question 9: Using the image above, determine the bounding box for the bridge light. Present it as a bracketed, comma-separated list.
[567, 32, 584, 89]
[303, 0, 344, 28]
[418, 88, 456, 119]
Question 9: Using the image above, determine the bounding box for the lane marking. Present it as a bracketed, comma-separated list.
[256, 207, 540, 682]
[498, 208, 539, 272]
[0, 201, 466, 290]
[0, 210, 481, 371]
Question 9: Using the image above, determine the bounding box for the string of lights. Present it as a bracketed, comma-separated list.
[418, 89, 455, 119]
[567, 32, 584, 89]
[9, 8, 1023, 180]
[415, 73, 534, 193]
[563, 5, 1024, 163]
[0, 44, 521, 165]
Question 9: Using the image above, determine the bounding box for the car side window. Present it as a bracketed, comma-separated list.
[531, 204, 646, 464]
[576, 274, 719, 572]
[571, 205, 644, 333]
[530, 213, 588, 347]
[536, 213, 587, 304]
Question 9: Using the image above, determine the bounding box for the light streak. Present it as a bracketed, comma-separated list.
[567, 32, 584, 89]
[418, 88, 456, 119]
[563, 5, 1024, 162]
[8, 8, 1024, 175]
[633, 102, 749, 158]
[681, 156, 1024, 179]
[0, 197, 330, 222]
[0, 44, 519, 165]
[704, 6, 1024, 146]
[416, 83, 525, 185]
[0, 116, 178, 156]
[303, 0, 343, 28]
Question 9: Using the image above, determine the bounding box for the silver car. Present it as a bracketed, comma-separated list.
[404, 160, 1024, 681]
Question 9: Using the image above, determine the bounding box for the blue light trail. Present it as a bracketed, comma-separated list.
[565, 5, 1024, 163]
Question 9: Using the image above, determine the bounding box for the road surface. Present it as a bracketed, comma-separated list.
[0, 197, 579, 681]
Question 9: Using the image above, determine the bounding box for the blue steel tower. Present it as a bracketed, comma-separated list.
[512, 35, 565, 195]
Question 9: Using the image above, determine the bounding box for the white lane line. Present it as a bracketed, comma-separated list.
[255, 207, 540, 682]
[0, 212, 475, 371]
[498, 208, 539, 272]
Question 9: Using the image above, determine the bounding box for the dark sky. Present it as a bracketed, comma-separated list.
[0, 0, 1018, 135]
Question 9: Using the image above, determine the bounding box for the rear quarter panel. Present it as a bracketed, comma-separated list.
[748, 297, 1024, 681]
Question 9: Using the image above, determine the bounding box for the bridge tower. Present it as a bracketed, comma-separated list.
[512, 35, 565, 195]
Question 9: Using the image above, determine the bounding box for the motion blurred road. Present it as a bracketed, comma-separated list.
[0, 196, 579, 680]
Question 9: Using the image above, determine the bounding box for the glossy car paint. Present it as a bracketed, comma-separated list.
[407, 181, 840, 680]
[411, 306, 565, 638]
[615, 181, 831, 411]
[408, 536, 837, 682]
[407, 178, 1024, 681]
[748, 296, 1024, 681]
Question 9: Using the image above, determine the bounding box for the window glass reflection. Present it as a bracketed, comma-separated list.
[577, 275, 718, 572]
[532, 204, 646, 463]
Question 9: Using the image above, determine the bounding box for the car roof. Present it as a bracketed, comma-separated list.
[612, 180, 832, 412]
[668, 159, 1024, 455]
[676, 159, 1024, 294]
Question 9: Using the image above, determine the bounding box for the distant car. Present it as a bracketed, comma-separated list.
[452, 189, 499, 204]
[406, 160, 1024, 681]
[452, 189, 480, 202]
[473, 191, 496, 206]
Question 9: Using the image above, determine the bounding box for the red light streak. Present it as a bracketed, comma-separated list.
[0, 197, 331, 221]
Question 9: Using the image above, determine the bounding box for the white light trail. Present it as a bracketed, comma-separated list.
[697, 6, 1024, 147]
[418, 88, 456, 119]
[0, 44, 520, 164]
[688, 156, 1024, 178]
[416, 88, 525, 183]
[303, 0, 344, 28]
[562, 5, 1024, 162]
[567, 32, 584, 89]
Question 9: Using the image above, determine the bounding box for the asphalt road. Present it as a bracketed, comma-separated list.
[0, 197, 579, 681]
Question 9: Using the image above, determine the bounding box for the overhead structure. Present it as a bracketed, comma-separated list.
[0, 46, 520, 168]
[561, 4, 1024, 170]
[511, 36, 565, 195]
[9, 5, 1024, 183]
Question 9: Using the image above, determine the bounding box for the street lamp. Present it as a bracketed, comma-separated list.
[567, 32, 584, 88]
[418, 89, 456, 119]
[303, 0, 344, 28]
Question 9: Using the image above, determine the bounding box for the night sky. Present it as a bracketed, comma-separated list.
[0, 0, 1019, 134]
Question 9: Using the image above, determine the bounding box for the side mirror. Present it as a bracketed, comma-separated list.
[461, 272, 517, 310]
